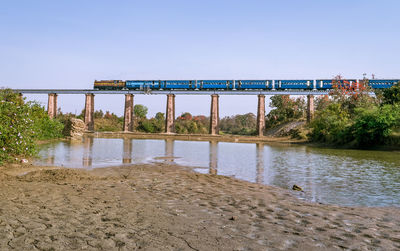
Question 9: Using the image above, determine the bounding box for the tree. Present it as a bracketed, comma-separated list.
[155, 112, 165, 121]
[94, 109, 104, 119]
[134, 104, 148, 119]
[315, 95, 331, 111]
[382, 82, 400, 105]
[308, 103, 352, 144]
[219, 113, 257, 135]
[351, 104, 400, 146]
[177, 112, 192, 120]
[265, 95, 306, 128]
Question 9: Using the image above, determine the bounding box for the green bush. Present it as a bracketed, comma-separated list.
[382, 82, 400, 105]
[351, 104, 400, 146]
[0, 89, 63, 164]
[137, 120, 156, 133]
[29, 102, 64, 140]
[308, 103, 352, 145]
[308, 82, 400, 147]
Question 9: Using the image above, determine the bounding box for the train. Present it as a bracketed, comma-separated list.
[93, 79, 399, 90]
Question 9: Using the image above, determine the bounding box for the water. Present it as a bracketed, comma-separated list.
[35, 136, 400, 207]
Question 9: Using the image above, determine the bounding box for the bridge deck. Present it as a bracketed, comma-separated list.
[14, 89, 333, 95]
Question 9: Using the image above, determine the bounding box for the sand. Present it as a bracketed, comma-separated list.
[0, 163, 399, 250]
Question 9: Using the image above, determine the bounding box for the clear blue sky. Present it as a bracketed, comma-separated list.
[1, 0, 399, 117]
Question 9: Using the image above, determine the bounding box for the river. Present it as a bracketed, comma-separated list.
[35, 136, 400, 207]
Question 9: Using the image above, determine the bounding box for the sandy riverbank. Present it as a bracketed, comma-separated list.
[0, 163, 399, 250]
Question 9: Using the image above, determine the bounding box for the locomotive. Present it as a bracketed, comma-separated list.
[93, 79, 399, 90]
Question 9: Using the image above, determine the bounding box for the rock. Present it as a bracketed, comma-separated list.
[292, 184, 303, 192]
[229, 216, 236, 221]
[63, 118, 86, 138]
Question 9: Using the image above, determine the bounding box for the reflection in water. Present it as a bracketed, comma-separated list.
[82, 136, 93, 167]
[256, 143, 264, 184]
[165, 139, 174, 162]
[209, 141, 218, 175]
[46, 147, 55, 165]
[122, 138, 133, 164]
[35, 137, 400, 207]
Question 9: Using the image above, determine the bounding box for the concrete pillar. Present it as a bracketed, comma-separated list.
[123, 94, 134, 132]
[165, 94, 175, 133]
[307, 95, 315, 123]
[256, 94, 266, 137]
[84, 93, 95, 131]
[47, 93, 58, 119]
[209, 94, 219, 135]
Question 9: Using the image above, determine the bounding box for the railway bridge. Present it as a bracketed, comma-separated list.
[15, 89, 331, 136]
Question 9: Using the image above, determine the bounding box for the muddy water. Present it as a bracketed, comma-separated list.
[35, 136, 400, 207]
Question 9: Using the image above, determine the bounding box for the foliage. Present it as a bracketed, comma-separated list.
[0, 89, 63, 164]
[134, 104, 148, 119]
[137, 113, 165, 133]
[351, 105, 400, 146]
[220, 113, 257, 135]
[265, 95, 306, 128]
[308, 77, 400, 147]
[308, 103, 352, 144]
[95, 111, 123, 132]
[382, 82, 400, 105]
[175, 113, 208, 134]
[329, 76, 377, 114]
[31, 108, 63, 140]
[314, 95, 331, 111]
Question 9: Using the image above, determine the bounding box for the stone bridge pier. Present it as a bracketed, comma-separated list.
[123, 94, 134, 132]
[256, 94, 266, 137]
[209, 94, 219, 135]
[165, 94, 175, 133]
[307, 95, 315, 122]
[84, 93, 95, 131]
[47, 93, 58, 119]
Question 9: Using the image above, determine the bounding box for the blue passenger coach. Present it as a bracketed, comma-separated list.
[275, 80, 313, 89]
[316, 79, 357, 90]
[200, 80, 232, 89]
[368, 79, 399, 89]
[238, 80, 272, 89]
[126, 80, 157, 90]
[162, 80, 193, 90]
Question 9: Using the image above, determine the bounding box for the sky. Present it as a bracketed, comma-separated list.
[1, 0, 399, 117]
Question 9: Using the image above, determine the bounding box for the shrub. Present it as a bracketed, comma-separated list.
[308, 79, 400, 147]
[308, 103, 352, 144]
[0, 89, 63, 164]
[29, 102, 64, 140]
[382, 82, 400, 105]
[351, 104, 400, 146]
